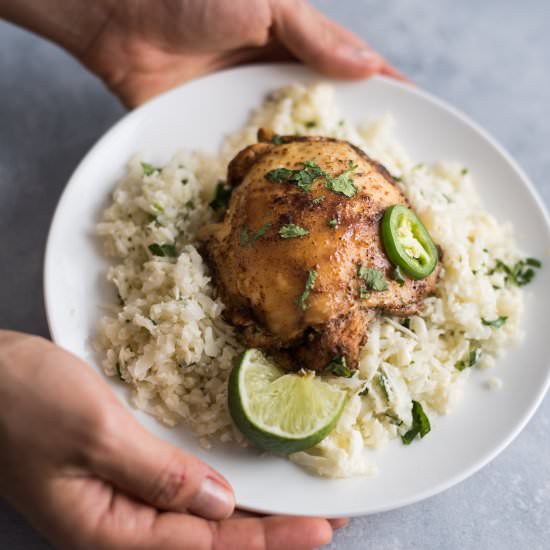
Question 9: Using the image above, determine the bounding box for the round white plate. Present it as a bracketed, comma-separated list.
[44, 64, 550, 517]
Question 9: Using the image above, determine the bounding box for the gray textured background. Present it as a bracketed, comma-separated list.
[1, 0, 549, 548]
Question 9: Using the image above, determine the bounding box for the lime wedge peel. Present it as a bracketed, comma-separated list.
[228, 349, 347, 455]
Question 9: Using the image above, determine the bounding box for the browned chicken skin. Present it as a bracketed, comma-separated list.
[200, 130, 440, 371]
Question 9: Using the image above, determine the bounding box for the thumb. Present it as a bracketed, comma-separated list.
[271, 0, 405, 80]
[89, 411, 235, 520]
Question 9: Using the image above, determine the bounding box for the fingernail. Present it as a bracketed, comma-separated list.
[189, 476, 235, 519]
[328, 518, 350, 529]
[338, 45, 382, 67]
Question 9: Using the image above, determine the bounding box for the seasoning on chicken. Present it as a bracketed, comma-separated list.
[199, 129, 440, 372]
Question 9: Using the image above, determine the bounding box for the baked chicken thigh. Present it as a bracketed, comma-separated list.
[200, 130, 440, 372]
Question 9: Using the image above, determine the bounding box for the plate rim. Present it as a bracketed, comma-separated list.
[43, 63, 550, 516]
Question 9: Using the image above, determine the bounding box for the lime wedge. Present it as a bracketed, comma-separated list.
[228, 349, 347, 455]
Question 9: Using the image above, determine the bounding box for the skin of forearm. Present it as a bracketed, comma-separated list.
[0, 0, 114, 59]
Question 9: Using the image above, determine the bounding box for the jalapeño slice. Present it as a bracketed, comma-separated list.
[381, 204, 438, 279]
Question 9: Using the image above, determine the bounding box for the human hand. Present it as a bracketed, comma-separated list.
[1, 0, 404, 108]
[0, 331, 344, 549]
[82, 0, 405, 107]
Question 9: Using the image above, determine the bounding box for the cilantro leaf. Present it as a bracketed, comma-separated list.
[251, 222, 272, 244]
[324, 162, 358, 197]
[325, 356, 353, 378]
[392, 266, 406, 286]
[272, 134, 284, 144]
[241, 223, 272, 247]
[455, 347, 482, 371]
[209, 181, 232, 210]
[488, 257, 541, 286]
[115, 362, 123, 381]
[311, 195, 326, 205]
[482, 316, 507, 328]
[267, 159, 359, 197]
[265, 167, 294, 183]
[141, 162, 159, 176]
[401, 401, 431, 445]
[296, 269, 317, 310]
[292, 161, 324, 192]
[377, 372, 390, 401]
[265, 160, 324, 193]
[279, 224, 310, 239]
[358, 265, 388, 292]
[327, 218, 338, 229]
[148, 243, 177, 257]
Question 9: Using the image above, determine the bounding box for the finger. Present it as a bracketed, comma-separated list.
[271, 0, 390, 79]
[88, 411, 235, 519]
[145, 513, 334, 550]
[328, 517, 350, 529]
[233, 510, 348, 530]
[381, 64, 411, 83]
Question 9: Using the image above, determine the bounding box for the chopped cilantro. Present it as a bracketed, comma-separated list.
[178, 362, 197, 369]
[324, 161, 358, 197]
[305, 120, 317, 128]
[455, 347, 482, 371]
[401, 401, 431, 444]
[401, 318, 411, 330]
[115, 362, 123, 381]
[279, 224, 310, 239]
[526, 257, 542, 268]
[148, 243, 177, 257]
[141, 162, 159, 176]
[383, 413, 404, 426]
[311, 195, 326, 205]
[482, 316, 507, 328]
[272, 134, 284, 144]
[296, 269, 317, 310]
[293, 161, 325, 192]
[358, 265, 388, 292]
[265, 167, 294, 182]
[488, 257, 541, 286]
[267, 159, 359, 197]
[392, 266, 406, 286]
[327, 218, 338, 229]
[266, 160, 324, 193]
[461, 168, 469, 176]
[241, 223, 272, 247]
[185, 200, 194, 209]
[251, 222, 272, 244]
[325, 356, 353, 378]
[152, 202, 164, 213]
[377, 372, 390, 400]
[209, 181, 232, 210]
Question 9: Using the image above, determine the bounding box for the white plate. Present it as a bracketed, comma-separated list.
[44, 64, 550, 517]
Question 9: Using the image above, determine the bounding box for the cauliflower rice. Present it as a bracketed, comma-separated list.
[96, 84, 525, 477]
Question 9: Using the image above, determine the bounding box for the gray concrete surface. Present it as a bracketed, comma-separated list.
[1, 0, 549, 548]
